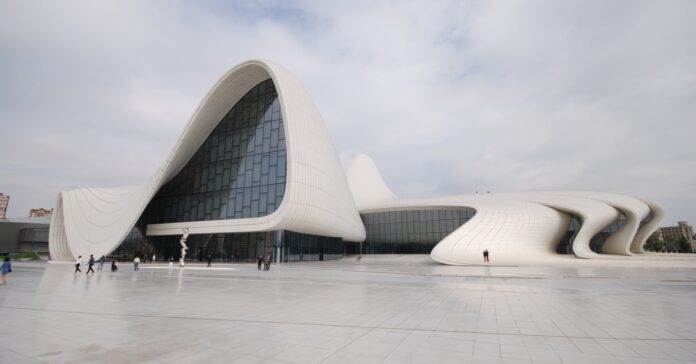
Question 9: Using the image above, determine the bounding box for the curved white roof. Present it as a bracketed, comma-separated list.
[49, 60, 365, 261]
[346, 154, 664, 264]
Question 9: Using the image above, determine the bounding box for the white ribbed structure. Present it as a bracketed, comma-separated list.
[49, 60, 365, 261]
[345, 154, 664, 265]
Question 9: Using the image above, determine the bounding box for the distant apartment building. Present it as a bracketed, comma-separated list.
[660, 221, 695, 250]
[0, 193, 9, 220]
[29, 208, 53, 217]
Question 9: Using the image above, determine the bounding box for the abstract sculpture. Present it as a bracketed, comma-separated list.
[179, 228, 189, 267]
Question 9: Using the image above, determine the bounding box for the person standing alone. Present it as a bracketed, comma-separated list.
[206, 254, 212, 268]
[133, 256, 140, 271]
[86, 254, 96, 274]
[97, 255, 105, 271]
[0, 256, 11, 285]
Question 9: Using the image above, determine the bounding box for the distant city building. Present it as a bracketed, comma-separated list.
[0, 193, 9, 220]
[29, 208, 53, 217]
[0, 216, 50, 255]
[660, 221, 695, 250]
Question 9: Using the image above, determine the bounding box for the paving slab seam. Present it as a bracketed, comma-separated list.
[3, 306, 694, 342]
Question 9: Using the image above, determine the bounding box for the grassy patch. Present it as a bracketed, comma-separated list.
[8, 252, 41, 260]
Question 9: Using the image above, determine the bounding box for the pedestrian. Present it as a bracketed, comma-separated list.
[133, 256, 140, 271]
[168, 256, 174, 269]
[97, 255, 105, 271]
[152, 254, 156, 265]
[111, 260, 118, 272]
[486, 250, 491, 262]
[263, 255, 271, 271]
[86, 254, 95, 274]
[257, 256, 262, 270]
[0, 256, 11, 285]
[207, 254, 212, 268]
[75, 255, 83, 273]
[482, 250, 486, 263]
[483, 249, 489, 263]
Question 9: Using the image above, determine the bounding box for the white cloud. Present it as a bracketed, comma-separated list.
[0, 0, 694, 226]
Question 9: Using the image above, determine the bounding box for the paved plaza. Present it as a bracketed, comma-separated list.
[1, 255, 696, 364]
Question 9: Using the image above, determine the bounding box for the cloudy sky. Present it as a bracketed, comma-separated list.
[1, 1, 694, 226]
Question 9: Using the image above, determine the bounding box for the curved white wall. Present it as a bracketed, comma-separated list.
[346, 154, 666, 264]
[49, 60, 365, 261]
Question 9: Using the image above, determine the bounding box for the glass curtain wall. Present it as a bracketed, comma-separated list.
[144, 78, 287, 224]
[356, 208, 476, 254]
[112, 230, 343, 263]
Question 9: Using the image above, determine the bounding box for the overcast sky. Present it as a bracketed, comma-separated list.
[1, 1, 694, 226]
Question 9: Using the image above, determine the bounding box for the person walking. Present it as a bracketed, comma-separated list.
[152, 254, 156, 265]
[483, 249, 489, 263]
[74, 255, 83, 273]
[97, 255, 106, 271]
[0, 256, 11, 285]
[133, 256, 140, 271]
[257, 256, 262, 270]
[206, 254, 212, 268]
[86, 254, 96, 274]
[264, 255, 272, 271]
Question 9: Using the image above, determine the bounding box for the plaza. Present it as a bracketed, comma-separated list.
[1, 255, 696, 363]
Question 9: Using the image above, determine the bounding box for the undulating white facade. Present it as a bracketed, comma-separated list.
[49, 60, 664, 265]
[346, 154, 664, 264]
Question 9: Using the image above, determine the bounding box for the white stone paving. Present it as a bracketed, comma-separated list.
[1, 254, 695, 363]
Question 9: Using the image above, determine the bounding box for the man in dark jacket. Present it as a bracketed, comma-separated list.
[86, 254, 96, 274]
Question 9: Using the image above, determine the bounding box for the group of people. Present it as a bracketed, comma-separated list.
[257, 255, 272, 271]
[74, 254, 117, 274]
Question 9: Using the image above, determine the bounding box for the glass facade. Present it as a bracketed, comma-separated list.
[145, 78, 286, 224]
[111, 229, 342, 263]
[557, 213, 627, 254]
[352, 208, 476, 254]
[108, 79, 346, 263]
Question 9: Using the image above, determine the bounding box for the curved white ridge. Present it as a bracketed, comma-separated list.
[496, 193, 620, 259]
[545, 191, 650, 255]
[345, 154, 397, 210]
[49, 60, 365, 261]
[427, 197, 570, 264]
[346, 154, 665, 264]
[631, 199, 665, 254]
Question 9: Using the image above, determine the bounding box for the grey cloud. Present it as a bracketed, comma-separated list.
[0, 0, 694, 227]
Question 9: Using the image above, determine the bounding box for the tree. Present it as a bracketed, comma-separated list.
[644, 234, 664, 252]
[663, 238, 678, 252]
[678, 236, 693, 253]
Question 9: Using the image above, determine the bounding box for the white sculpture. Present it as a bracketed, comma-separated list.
[179, 228, 189, 267]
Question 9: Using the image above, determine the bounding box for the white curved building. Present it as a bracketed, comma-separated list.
[49, 60, 664, 265]
[346, 154, 664, 264]
[50, 60, 365, 262]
